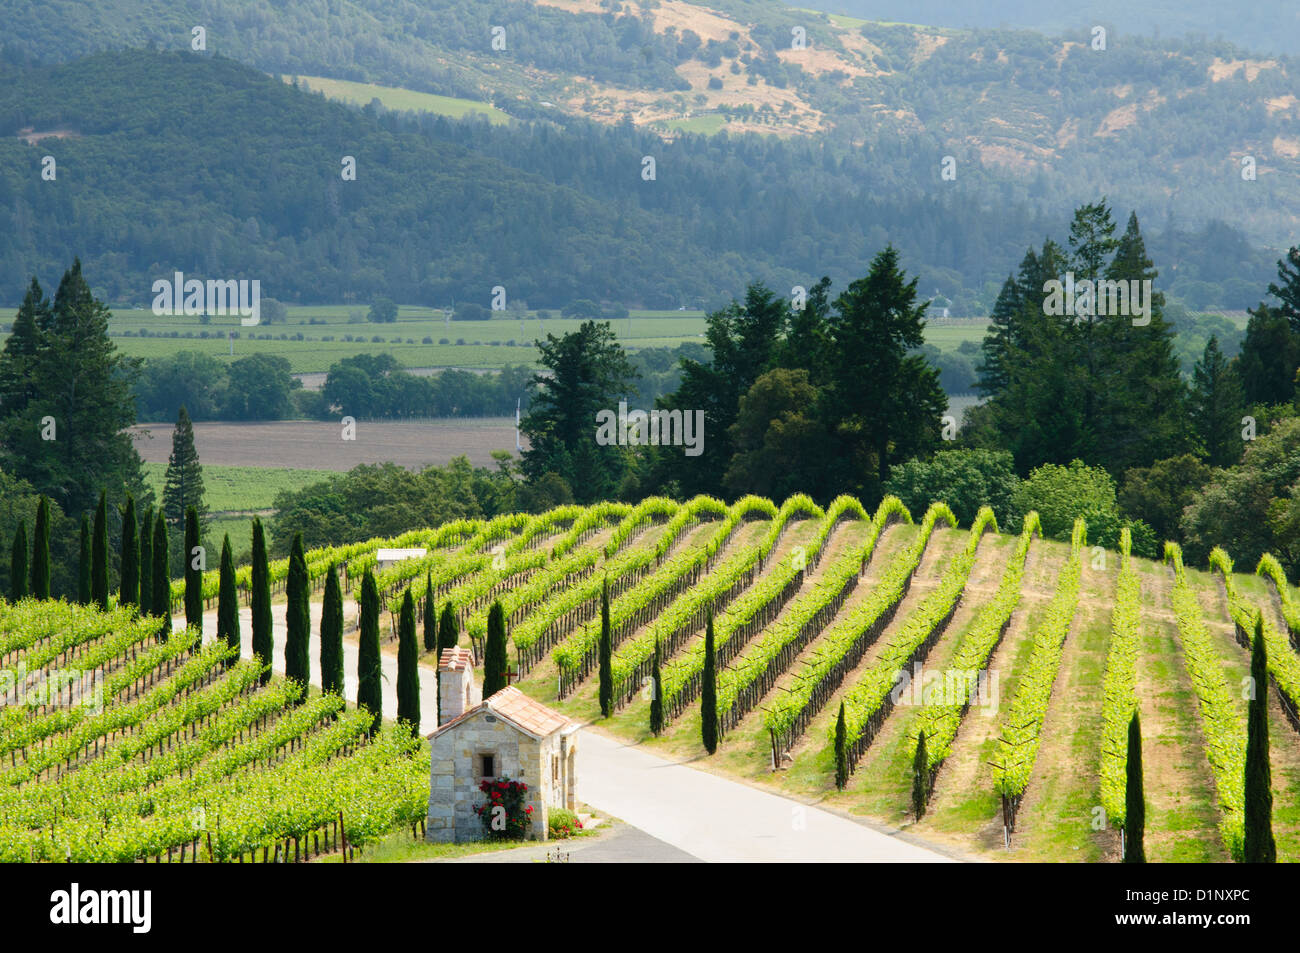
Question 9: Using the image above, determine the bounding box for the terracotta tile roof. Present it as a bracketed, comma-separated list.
[426, 686, 576, 741]
[426, 705, 478, 739]
[486, 687, 575, 739]
[438, 647, 474, 672]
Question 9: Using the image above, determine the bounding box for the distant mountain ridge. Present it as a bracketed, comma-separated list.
[0, 3, 1293, 314]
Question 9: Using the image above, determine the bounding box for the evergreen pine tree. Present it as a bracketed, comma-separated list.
[284, 532, 310, 695]
[423, 573, 437, 652]
[30, 495, 50, 599]
[976, 272, 1022, 399]
[151, 512, 171, 640]
[701, 611, 718, 754]
[826, 245, 947, 494]
[1096, 210, 1191, 471]
[217, 534, 240, 657]
[1123, 711, 1146, 863]
[183, 506, 202, 630]
[1237, 304, 1300, 407]
[1267, 245, 1300, 329]
[1190, 336, 1245, 467]
[483, 600, 509, 697]
[397, 587, 421, 729]
[77, 515, 91, 605]
[162, 406, 207, 529]
[1244, 615, 1277, 862]
[9, 521, 27, 601]
[91, 490, 108, 610]
[834, 701, 848, 790]
[0, 278, 48, 415]
[118, 494, 138, 608]
[320, 564, 345, 698]
[250, 518, 272, 685]
[357, 569, 383, 735]
[649, 641, 664, 735]
[912, 730, 929, 819]
[598, 577, 613, 718]
[138, 506, 153, 615]
[0, 262, 148, 519]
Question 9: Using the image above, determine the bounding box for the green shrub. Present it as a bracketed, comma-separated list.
[548, 808, 583, 839]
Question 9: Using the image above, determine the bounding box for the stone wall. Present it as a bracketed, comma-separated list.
[427, 710, 552, 843]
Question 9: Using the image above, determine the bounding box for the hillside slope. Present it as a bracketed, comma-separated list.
[1, 0, 1297, 245]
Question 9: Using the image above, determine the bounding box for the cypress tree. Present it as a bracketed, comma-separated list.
[423, 573, 437, 653]
[320, 563, 344, 698]
[118, 494, 138, 608]
[91, 490, 108, 610]
[834, 701, 848, 790]
[217, 534, 240, 657]
[701, 611, 718, 754]
[649, 641, 664, 736]
[77, 515, 91, 605]
[151, 512, 171, 640]
[138, 506, 153, 615]
[183, 506, 202, 631]
[250, 518, 272, 685]
[912, 730, 929, 819]
[284, 532, 310, 695]
[598, 577, 613, 718]
[483, 600, 508, 697]
[436, 602, 459, 724]
[437, 601, 459, 652]
[357, 569, 383, 735]
[9, 521, 27, 601]
[397, 587, 421, 729]
[1244, 615, 1277, 862]
[1123, 711, 1146, 863]
[30, 496, 50, 599]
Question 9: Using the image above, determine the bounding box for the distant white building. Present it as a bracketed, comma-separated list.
[375, 548, 427, 572]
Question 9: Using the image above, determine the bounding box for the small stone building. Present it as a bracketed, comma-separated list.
[426, 648, 578, 843]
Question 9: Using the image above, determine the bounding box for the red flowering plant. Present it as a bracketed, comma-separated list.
[473, 777, 533, 840]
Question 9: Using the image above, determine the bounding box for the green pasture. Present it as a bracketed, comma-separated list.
[142, 463, 331, 512]
[286, 75, 512, 124]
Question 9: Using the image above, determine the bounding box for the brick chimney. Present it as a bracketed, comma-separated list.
[438, 648, 479, 724]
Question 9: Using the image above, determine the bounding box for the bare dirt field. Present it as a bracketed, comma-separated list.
[129, 418, 521, 471]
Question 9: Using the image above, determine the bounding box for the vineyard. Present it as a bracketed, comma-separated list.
[4, 493, 1300, 861]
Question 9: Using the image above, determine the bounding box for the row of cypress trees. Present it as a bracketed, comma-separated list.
[9, 491, 177, 639]
[9, 503, 493, 741]
[591, 577, 719, 754]
[7, 495, 51, 600]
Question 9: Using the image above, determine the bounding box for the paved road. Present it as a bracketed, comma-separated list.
[436, 821, 700, 864]
[575, 729, 955, 863]
[191, 602, 955, 862]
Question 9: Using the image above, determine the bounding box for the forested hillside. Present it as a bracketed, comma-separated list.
[0, 46, 1284, 311]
